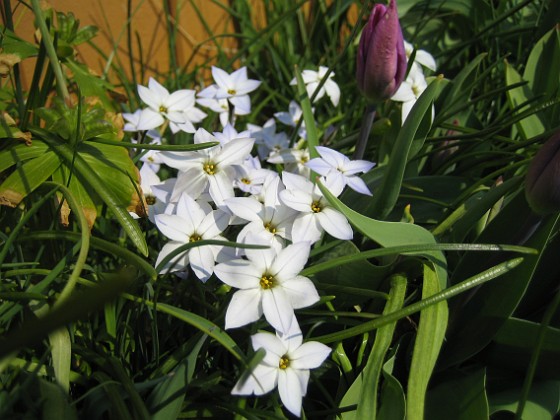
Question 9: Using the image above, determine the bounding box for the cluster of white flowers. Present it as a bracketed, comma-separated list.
[391, 40, 437, 124]
[124, 66, 374, 417]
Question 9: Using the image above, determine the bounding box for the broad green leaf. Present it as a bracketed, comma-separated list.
[407, 263, 448, 420]
[48, 327, 72, 394]
[377, 356, 406, 420]
[0, 151, 61, 206]
[489, 380, 560, 418]
[340, 275, 407, 419]
[318, 180, 448, 289]
[148, 360, 189, 419]
[504, 61, 546, 140]
[312, 240, 392, 306]
[425, 369, 489, 419]
[0, 29, 39, 59]
[0, 140, 50, 173]
[485, 318, 560, 380]
[38, 378, 78, 420]
[368, 77, 444, 219]
[34, 129, 148, 256]
[440, 192, 560, 368]
[524, 25, 560, 101]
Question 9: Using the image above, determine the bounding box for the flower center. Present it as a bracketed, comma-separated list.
[240, 177, 251, 185]
[279, 355, 290, 369]
[189, 234, 202, 243]
[227, 88, 237, 95]
[260, 274, 275, 289]
[264, 222, 277, 234]
[299, 155, 309, 164]
[146, 195, 156, 205]
[311, 200, 322, 213]
[203, 162, 217, 175]
[159, 105, 168, 113]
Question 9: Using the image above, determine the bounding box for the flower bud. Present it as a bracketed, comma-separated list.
[525, 130, 560, 214]
[356, 0, 407, 102]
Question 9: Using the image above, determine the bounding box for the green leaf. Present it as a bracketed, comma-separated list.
[0, 140, 49, 173]
[0, 151, 61, 206]
[368, 76, 444, 219]
[48, 327, 72, 394]
[318, 180, 448, 289]
[148, 362, 188, 419]
[504, 60, 546, 140]
[0, 29, 39, 59]
[407, 263, 448, 420]
[34, 129, 148, 256]
[425, 369, 489, 419]
[524, 25, 560, 101]
[489, 380, 560, 418]
[485, 318, 560, 380]
[440, 192, 560, 368]
[152, 302, 246, 362]
[38, 378, 78, 420]
[340, 275, 407, 419]
[377, 356, 406, 420]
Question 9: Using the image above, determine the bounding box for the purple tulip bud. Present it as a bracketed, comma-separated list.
[356, 0, 407, 102]
[525, 130, 560, 214]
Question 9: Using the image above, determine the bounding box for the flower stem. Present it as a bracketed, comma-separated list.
[31, 0, 70, 102]
[353, 104, 377, 160]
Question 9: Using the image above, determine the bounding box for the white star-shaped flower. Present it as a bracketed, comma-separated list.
[137, 78, 204, 133]
[214, 239, 319, 334]
[306, 146, 375, 195]
[391, 64, 433, 124]
[290, 66, 340, 106]
[225, 176, 297, 253]
[274, 101, 308, 139]
[154, 192, 230, 281]
[232, 322, 331, 417]
[404, 40, 436, 72]
[279, 172, 353, 244]
[160, 128, 255, 206]
[211, 66, 261, 115]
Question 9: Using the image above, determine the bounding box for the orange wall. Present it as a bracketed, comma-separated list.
[9, 0, 241, 86]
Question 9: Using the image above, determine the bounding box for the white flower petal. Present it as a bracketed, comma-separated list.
[208, 170, 235, 207]
[290, 341, 331, 370]
[291, 213, 323, 244]
[345, 175, 372, 196]
[315, 207, 353, 240]
[232, 364, 278, 396]
[225, 288, 263, 329]
[262, 288, 295, 334]
[154, 214, 191, 241]
[271, 242, 310, 280]
[155, 241, 189, 273]
[325, 80, 341, 106]
[278, 369, 304, 417]
[281, 276, 320, 309]
[214, 259, 262, 289]
[189, 245, 215, 282]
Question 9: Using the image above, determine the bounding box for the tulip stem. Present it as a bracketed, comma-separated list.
[353, 104, 376, 160]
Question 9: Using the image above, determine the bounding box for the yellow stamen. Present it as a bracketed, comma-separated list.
[203, 162, 216, 175]
[260, 274, 275, 289]
[279, 355, 290, 369]
[189, 234, 202, 243]
[311, 200, 322, 213]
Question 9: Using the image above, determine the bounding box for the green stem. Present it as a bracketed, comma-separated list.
[515, 288, 560, 419]
[314, 257, 524, 343]
[42, 182, 90, 307]
[353, 104, 377, 160]
[356, 274, 407, 418]
[30, 0, 70, 102]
